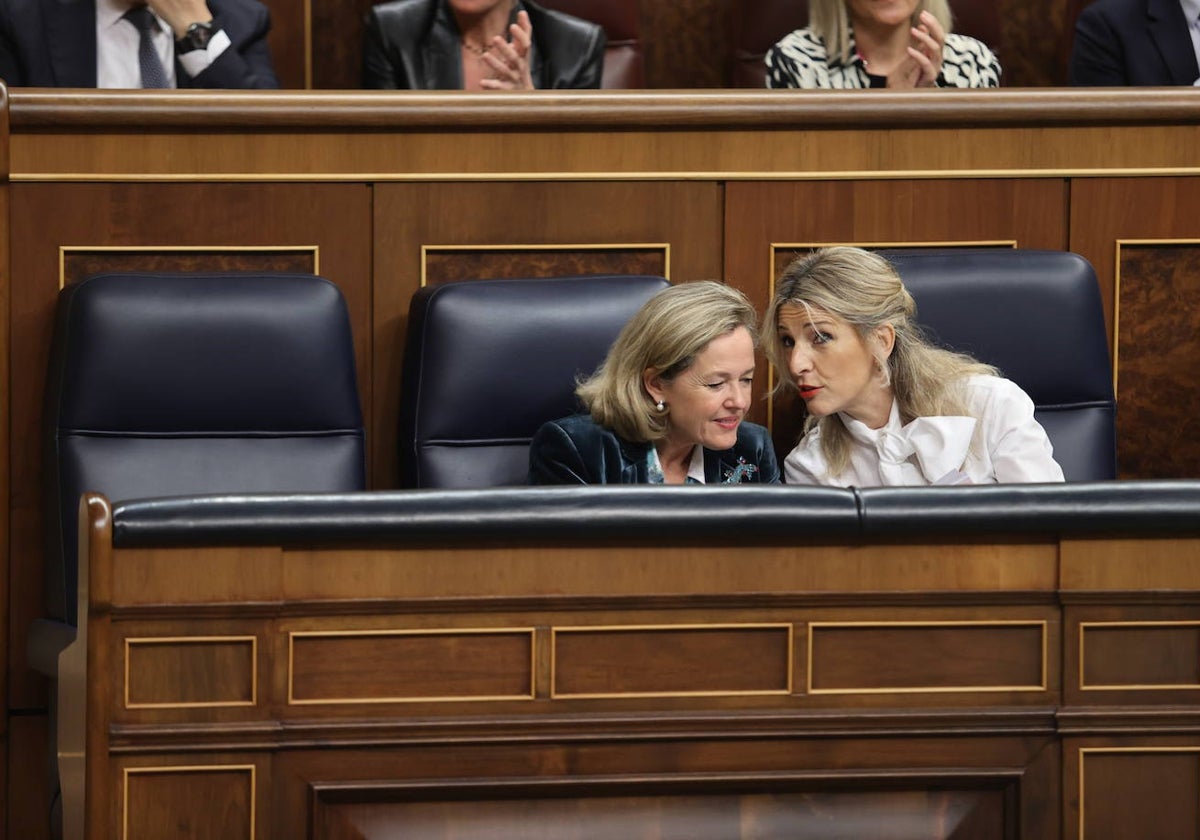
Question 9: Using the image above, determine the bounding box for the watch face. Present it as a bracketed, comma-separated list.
[185, 22, 214, 50]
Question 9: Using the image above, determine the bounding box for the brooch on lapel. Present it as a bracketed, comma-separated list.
[722, 457, 759, 484]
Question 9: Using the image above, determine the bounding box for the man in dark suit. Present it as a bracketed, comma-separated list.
[1069, 0, 1200, 85]
[0, 0, 278, 88]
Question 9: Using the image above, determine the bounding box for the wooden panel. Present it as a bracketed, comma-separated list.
[552, 625, 791, 698]
[373, 180, 722, 488]
[122, 765, 254, 840]
[125, 637, 256, 708]
[1081, 623, 1200, 690]
[289, 629, 535, 704]
[1113, 242, 1200, 478]
[261, 0, 308, 89]
[1061, 538, 1200, 592]
[1079, 749, 1200, 840]
[809, 622, 1046, 694]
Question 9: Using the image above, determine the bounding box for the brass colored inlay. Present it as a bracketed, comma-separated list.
[1079, 620, 1200, 691]
[550, 622, 793, 700]
[123, 764, 256, 840]
[287, 627, 537, 705]
[807, 620, 1048, 695]
[124, 635, 257, 710]
[58, 244, 320, 289]
[12, 167, 1200, 184]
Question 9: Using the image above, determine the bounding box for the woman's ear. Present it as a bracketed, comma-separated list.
[642, 367, 663, 404]
[874, 324, 896, 359]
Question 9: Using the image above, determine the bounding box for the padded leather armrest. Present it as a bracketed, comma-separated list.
[111, 486, 860, 546]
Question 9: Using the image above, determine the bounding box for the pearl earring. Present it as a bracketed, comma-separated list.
[656, 400, 666, 412]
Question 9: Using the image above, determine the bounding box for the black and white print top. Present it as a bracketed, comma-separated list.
[765, 26, 1001, 89]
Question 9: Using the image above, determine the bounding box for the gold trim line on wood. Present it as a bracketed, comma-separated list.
[1079, 620, 1200, 691]
[124, 635, 258, 710]
[12, 167, 1200, 183]
[419, 242, 672, 288]
[58, 244, 321, 289]
[806, 620, 1048, 696]
[550, 622, 793, 700]
[1079, 746, 1200, 840]
[1113, 239, 1200, 400]
[287, 627, 537, 706]
[123, 764, 256, 840]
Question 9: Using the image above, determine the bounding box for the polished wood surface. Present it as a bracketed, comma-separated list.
[58, 493, 1200, 839]
[3, 87, 1200, 836]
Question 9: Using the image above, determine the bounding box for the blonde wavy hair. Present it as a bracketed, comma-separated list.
[762, 247, 995, 475]
[810, 0, 954, 64]
[577, 281, 758, 443]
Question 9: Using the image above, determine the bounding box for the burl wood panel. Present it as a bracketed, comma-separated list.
[122, 766, 255, 840]
[289, 629, 534, 703]
[61, 249, 314, 288]
[124, 638, 256, 707]
[809, 623, 1045, 693]
[1079, 750, 1200, 840]
[1115, 244, 1200, 479]
[1081, 624, 1200, 690]
[552, 625, 791, 697]
[423, 245, 667, 286]
[314, 786, 1008, 840]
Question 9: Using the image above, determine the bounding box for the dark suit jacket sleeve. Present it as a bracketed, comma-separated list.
[362, 7, 402, 89]
[1068, 3, 1128, 85]
[568, 25, 605, 89]
[528, 420, 592, 485]
[189, 2, 279, 89]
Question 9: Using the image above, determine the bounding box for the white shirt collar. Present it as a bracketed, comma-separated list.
[1182, 0, 1200, 22]
[97, 0, 167, 33]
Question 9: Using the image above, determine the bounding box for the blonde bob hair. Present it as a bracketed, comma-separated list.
[762, 247, 995, 475]
[577, 281, 758, 443]
[811, 0, 953, 64]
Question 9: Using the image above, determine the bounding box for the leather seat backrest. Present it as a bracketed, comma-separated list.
[43, 272, 366, 625]
[886, 249, 1117, 481]
[539, 0, 645, 88]
[399, 274, 670, 488]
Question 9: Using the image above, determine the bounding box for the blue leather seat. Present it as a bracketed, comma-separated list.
[42, 272, 366, 629]
[886, 249, 1117, 481]
[398, 274, 670, 488]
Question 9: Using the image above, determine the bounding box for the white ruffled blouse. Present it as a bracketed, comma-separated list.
[783, 376, 1065, 486]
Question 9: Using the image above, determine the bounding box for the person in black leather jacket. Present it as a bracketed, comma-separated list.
[529, 282, 781, 486]
[363, 0, 605, 90]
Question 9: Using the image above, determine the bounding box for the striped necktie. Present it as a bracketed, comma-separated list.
[124, 5, 169, 89]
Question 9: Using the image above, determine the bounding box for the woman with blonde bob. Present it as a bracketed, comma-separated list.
[766, 0, 1000, 89]
[529, 281, 780, 485]
[764, 247, 1063, 486]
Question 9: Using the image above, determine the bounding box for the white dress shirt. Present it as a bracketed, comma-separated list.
[784, 375, 1065, 486]
[1183, 0, 1200, 85]
[96, 0, 231, 88]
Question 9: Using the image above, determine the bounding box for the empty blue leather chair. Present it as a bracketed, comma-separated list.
[886, 249, 1117, 481]
[399, 274, 670, 488]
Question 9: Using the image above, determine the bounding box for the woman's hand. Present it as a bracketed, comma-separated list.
[480, 10, 535, 91]
[888, 9, 945, 88]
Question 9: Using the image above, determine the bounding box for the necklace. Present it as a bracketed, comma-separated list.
[461, 39, 492, 56]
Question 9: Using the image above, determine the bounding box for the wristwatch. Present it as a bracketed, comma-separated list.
[176, 21, 215, 53]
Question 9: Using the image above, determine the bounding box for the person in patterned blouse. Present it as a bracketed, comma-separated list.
[766, 0, 1000, 89]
